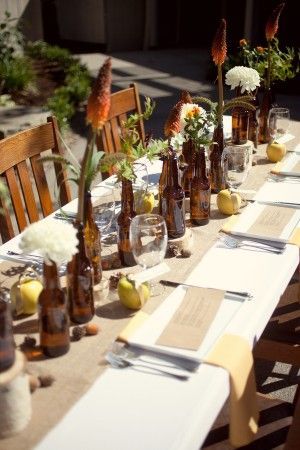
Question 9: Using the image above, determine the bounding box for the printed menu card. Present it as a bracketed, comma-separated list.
[156, 287, 224, 350]
[222, 203, 300, 243]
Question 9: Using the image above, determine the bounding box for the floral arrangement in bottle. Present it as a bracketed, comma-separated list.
[19, 220, 78, 265]
[225, 66, 260, 145]
[19, 220, 78, 357]
[225, 4, 298, 89]
[100, 97, 167, 181]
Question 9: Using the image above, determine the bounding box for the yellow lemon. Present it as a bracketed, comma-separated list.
[19, 280, 43, 315]
[266, 142, 286, 162]
[134, 191, 155, 214]
[117, 275, 150, 310]
[217, 189, 242, 215]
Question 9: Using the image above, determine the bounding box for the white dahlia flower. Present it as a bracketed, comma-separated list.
[225, 66, 260, 93]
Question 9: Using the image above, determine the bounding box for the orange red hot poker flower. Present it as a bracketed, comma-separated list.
[211, 18, 227, 66]
[86, 57, 112, 131]
[164, 100, 183, 138]
[265, 2, 285, 41]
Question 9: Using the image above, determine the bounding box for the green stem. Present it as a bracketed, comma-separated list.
[77, 129, 96, 223]
[267, 40, 271, 89]
[217, 64, 223, 127]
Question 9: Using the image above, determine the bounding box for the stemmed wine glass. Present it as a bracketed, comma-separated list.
[268, 107, 290, 142]
[129, 214, 168, 296]
[221, 144, 252, 191]
[91, 186, 116, 239]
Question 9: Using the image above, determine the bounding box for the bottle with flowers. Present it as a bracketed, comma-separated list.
[19, 221, 79, 357]
[181, 101, 213, 225]
[100, 98, 167, 265]
[225, 66, 260, 146]
[226, 3, 298, 144]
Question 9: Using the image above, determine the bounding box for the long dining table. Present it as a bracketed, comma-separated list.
[1, 120, 300, 450]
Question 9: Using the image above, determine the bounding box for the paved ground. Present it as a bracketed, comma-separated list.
[0, 48, 299, 406]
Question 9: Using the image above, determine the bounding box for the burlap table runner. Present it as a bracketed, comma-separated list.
[0, 144, 279, 450]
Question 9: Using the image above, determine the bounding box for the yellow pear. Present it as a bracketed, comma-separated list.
[134, 190, 155, 214]
[217, 189, 242, 215]
[266, 142, 286, 163]
[117, 275, 150, 310]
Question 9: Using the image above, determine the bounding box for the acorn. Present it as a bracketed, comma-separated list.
[85, 322, 100, 336]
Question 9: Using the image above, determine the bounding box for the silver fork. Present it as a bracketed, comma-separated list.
[222, 235, 285, 254]
[105, 352, 190, 381]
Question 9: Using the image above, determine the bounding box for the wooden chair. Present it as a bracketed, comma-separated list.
[98, 83, 145, 158]
[0, 116, 71, 243]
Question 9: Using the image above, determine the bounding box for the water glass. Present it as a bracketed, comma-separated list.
[92, 186, 115, 236]
[221, 144, 252, 190]
[268, 107, 290, 141]
[130, 214, 168, 295]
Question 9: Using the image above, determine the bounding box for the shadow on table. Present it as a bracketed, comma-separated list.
[96, 300, 134, 320]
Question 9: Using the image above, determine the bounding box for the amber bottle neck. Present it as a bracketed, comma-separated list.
[43, 261, 60, 289]
[84, 191, 93, 222]
[166, 151, 180, 188]
[194, 147, 207, 180]
[120, 178, 135, 215]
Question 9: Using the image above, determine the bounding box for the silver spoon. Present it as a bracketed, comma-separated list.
[105, 352, 190, 381]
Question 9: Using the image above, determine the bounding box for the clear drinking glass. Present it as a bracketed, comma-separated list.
[92, 186, 116, 237]
[221, 144, 252, 190]
[268, 107, 290, 141]
[129, 214, 168, 296]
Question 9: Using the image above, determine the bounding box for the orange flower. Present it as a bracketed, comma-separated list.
[239, 39, 247, 47]
[265, 2, 285, 41]
[256, 46, 265, 53]
[180, 90, 192, 103]
[211, 19, 227, 66]
[86, 57, 112, 131]
[164, 100, 183, 138]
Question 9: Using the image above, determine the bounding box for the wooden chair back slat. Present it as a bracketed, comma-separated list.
[30, 155, 53, 217]
[0, 116, 72, 242]
[16, 160, 40, 223]
[103, 123, 116, 155]
[110, 117, 122, 151]
[5, 167, 28, 232]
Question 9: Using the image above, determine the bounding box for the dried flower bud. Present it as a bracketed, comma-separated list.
[211, 19, 227, 66]
[164, 100, 183, 137]
[72, 325, 86, 341]
[256, 46, 265, 54]
[239, 39, 247, 47]
[180, 91, 192, 103]
[86, 57, 112, 131]
[265, 3, 285, 41]
[38, 374, 55, 387]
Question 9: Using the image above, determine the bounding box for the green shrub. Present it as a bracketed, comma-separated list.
[26, 41, 74, 68]
[0, 11, 34, 93]
[0, 56, 34, 92]
[47, 86, 75, 130]
[27, 41, 91, 130]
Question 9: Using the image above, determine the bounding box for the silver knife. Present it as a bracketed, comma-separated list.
[159, 280, 253, 299]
